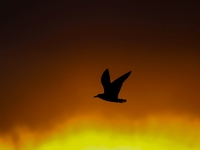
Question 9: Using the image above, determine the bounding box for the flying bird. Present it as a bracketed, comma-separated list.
[94, 69, 131, 103]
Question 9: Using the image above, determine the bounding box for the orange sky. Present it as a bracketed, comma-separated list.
[0, 1, 200, 149]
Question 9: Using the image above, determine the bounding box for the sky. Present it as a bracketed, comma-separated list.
[0, 1, 200, 150]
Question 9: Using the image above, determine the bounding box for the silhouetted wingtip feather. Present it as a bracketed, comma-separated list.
[112, 71, 131, 85]
[101, 69, 111, 91]
[126, 71, 132, 75]
[104, 69, 110, 77]
[101, 69, 110, 82]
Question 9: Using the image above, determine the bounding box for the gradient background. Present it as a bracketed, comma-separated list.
[0, 1, 200, 150]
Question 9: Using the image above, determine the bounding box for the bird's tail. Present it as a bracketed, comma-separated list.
[118, 99, 126, 103]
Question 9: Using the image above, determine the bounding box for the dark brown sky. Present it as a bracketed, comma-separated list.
[1, 0, 200, 46]
[0, 0, 200, 141]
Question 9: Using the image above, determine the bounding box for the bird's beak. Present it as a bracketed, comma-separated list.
[94, 95, 97, 98]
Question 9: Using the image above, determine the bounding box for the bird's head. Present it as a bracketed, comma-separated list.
[94, 93, 104, 98]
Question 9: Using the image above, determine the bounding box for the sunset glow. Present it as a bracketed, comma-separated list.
[0, 114, 200, 150]
[1, 1, 200, 150]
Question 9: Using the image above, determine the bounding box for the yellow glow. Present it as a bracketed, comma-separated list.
[1, 115, 200, 150]
[0, 145, 14, 150]
[0, 138, 14, 150]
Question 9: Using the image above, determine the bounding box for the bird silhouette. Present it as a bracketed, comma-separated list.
[94, 69, 131, 103]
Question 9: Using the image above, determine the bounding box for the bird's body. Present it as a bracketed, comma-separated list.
[94, 69, 131, 103]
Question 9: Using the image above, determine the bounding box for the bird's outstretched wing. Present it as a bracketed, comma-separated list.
[111, 71, 131, 98]
[101, 69, 111, 93]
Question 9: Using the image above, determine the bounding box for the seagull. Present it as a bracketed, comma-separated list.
[94, 69, 131, 103]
